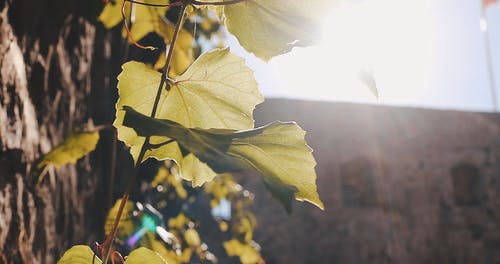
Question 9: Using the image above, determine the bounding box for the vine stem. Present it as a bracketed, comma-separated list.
[102, 4, 188, 264]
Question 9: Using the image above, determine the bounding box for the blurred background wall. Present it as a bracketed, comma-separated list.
[234, 98, 500, 264]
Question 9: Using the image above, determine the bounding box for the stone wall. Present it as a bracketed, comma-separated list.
[236, 99, 500, 264]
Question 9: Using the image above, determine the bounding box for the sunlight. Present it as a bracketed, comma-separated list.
[266, 0, 434, 104]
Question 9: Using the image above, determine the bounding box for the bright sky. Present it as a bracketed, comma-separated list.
[226, 0, 500, 113]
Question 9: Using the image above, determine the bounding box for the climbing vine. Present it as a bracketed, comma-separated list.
[50, 0, 333, 263]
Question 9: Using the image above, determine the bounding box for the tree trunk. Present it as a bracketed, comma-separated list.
[0, 1, 125, 262]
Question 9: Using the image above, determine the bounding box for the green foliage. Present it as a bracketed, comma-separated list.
[125, 247, 168, 264]
[57, 0, 334, 263]
[122, 106, 324, 211]
[114, 48, 263, 184]
[57, 245, 102, 264]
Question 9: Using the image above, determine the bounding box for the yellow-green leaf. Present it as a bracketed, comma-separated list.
[125, 247, 167, 264]
[114, 48, 263, 188]
[38, 131, 99, 168]
[223, 239, 262, 264]
[224, 0, 333, 61]
[122, 106, 324, 212]
[57, 245, 102, 264]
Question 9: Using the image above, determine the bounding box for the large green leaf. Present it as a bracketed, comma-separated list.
[114, 49, 263, 187]
[125, 247, 168, 264]
[122, 106, 324, 211]
[57, 245, 102, 264]
[224, 0, 333, 61]
[38, 131, 99, 168]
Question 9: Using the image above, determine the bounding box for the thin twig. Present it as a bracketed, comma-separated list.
[121, 0, 157, 50]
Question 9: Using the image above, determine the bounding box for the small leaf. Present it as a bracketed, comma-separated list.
[38, 131, 99, 168]
[125, 247, 168, 264]
[223, 239, 262, 264]
[122, 106, 324, 211]
[114, 49, 263, 188]
[57, 245, 102, 264]
[224, 0, 333, 61]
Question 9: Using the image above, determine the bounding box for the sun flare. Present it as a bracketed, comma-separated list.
[265, 0, 434, 104]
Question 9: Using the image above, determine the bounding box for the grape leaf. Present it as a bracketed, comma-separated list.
[125, 247, 168, 264]
[114, 48, 263, 187]
[122, 106, 324, 212]
[224, 0, 333, 61]
[57, 245, 102, 264]
[38, 131, 99, 168]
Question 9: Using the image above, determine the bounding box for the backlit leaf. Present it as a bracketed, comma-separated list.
[122, 106, 324, 211]
[114, 49, 263, 188]
[224, 0, 333, 61]
[38, 131, 99, 168]
[125, 247, 167, 264]
[57, 245, 102, 264]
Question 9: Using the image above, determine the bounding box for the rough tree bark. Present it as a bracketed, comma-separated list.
[0, 1, 126, 262]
